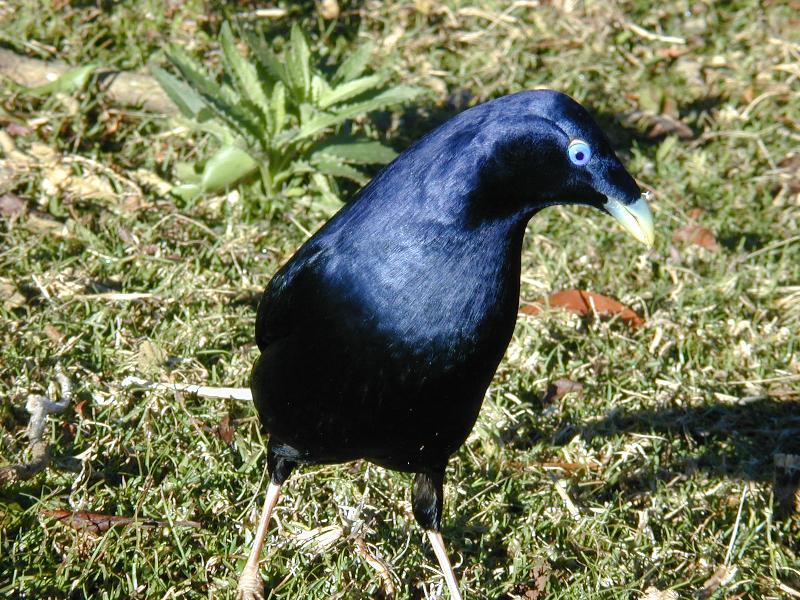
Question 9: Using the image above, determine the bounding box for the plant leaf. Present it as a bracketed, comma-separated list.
[310, 155, 369, 184]
[171, 183, 201, 201]
[166, 45, 261, 141]
[245, 31, 289, 87]
[149, 65, 208, 119]
[219, 22, 272, 124]
[295, 85, 422, 141]
[311, 138, 397, 164]
[271, 81, 286, 135]
[286, 24, 312, 101]
[28, 64, 97, 96]
[311, 172, 344, 214]
[200, 146, 258, 192]
[334, 42, 374, 83]
[319, 75, 383, 109]
[310, 74, 332, 105]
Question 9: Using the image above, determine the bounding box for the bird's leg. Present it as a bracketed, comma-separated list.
[426, 530, 463, 600]
[413, 469, 463, 599]
[236, 480, 281, 600]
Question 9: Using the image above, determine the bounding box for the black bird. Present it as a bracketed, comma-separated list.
[236, 90, 654, 599]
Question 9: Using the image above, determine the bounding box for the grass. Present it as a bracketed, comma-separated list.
[1, 0, 799, 598]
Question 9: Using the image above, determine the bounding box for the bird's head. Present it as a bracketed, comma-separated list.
[468, 90, 654, 247]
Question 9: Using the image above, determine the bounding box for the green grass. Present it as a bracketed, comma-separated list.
[1, 1, 798, 598]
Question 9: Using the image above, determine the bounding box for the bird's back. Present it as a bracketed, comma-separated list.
[252, 196, 527, 472]
[251, 95, 546, 470]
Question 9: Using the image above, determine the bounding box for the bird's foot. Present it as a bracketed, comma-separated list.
[236, 564, 265, 600]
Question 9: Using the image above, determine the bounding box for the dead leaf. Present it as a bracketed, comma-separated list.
[0, 193, 26, 218]
[217, 414, 234, 443]
[641, 587, 678, 600]
[686, 207, 705, 220]
[672, 224, 719, 251]
[696, 565, 736, 598]
[319, 0, 340, 19]
[25, 212, 69, 236]
[44, 323, 65, 344]
[137, 339, 166, 374]
[43, 509, 200, 533]
[131, 168, 172, 196]
[644, 114, 693, 139]
[778, 153, 800, 195]
[293, 524, 344, 553]
[656, 47, 690, 59]
[521, 290, 645, 327]
[520, 558, 551, 599]
[354, 536, 396, 596]
[543, 379, 584, 403]
[538, 460, 599, 473]
[778, 153, 800, 172]
[0, 277, 26, 308]
[74, 400, 88, 419]
[5, 122, 32, 137]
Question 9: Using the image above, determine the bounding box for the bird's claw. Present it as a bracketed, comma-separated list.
[236, 565, 265, 600]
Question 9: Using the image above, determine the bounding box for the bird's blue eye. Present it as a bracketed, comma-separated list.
[568, 140, 592, 166]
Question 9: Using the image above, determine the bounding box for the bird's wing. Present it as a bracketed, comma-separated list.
[254, 243, 325, 351]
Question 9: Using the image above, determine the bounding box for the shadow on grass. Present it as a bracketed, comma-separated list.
[547, 396, 800, 519]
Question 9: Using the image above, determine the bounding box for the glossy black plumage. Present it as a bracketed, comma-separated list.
[251, 90, 644, 533]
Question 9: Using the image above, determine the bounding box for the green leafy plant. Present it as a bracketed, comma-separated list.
[151, 23, 421, 212]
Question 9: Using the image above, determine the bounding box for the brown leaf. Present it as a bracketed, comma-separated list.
[645, 114, 694, 139]
[318, 0, 340, 19]
[656, 47, 690, 59]
[538, 460, 599, 473]
[627, 111, 694, 140]
[5, 122, 32, 137]
[25, 212, 69, 236]
[74, 400, 88, 419]
[686, 207, 705, 220]
[520, 559, 551, 599]
[672, 224, 719, 251]
[521, 290, 645, 327]
[217, 414, 234, 443]
[641, 587, 678, 600]
[0, 277, 26, 309]
[43, 509, 200, 533]
[0, 193, 26, 218]
[696, 565, 736, 598]
[44, 324, 65, 344]
[543, 379, 584, 403]
[778, 153, 800, 195]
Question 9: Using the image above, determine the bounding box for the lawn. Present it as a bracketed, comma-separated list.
[1, 1, 798, 598]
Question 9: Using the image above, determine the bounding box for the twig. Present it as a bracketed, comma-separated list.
[740, 235, 800, 262]
[122, 375, 252, 401]
[72, 292, 156, 301]
[0, 364, 72, 482]
[622, 21, 686, 45]
[779, 583, 800, 598]
[354, 536, 397, 597]
[725, 485, 748, 565]
[549, 474, 580, 518]
[234, 8, 288, 19]
[44, 509, 201, 533]
[727, 373, 800, 385]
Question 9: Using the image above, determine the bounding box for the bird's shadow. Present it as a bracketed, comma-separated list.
[511, 392, 800, 519]
[440, 392, 799, 599]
